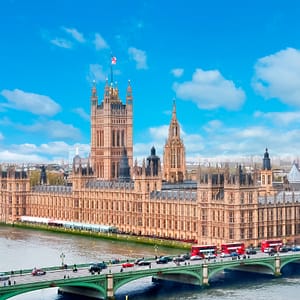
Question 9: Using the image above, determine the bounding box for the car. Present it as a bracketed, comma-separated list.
[89, 262, 107, 273]
[246, 248, 257, 255]
[190, 255, 202, 260]
[291, 245, 300, 251]
[180, 253, 190, 260]
[137, 260, 151, 266]
[230, 252, 239, 257]
[0, 272, 10, 281]
[32, 268, 46, 276]
[279, 246, 289, 253]
[156, 257, 168, 264]
[173, 256, 185, 263]
[205, 253, 216, 259]
[220, 252, 231, 258]
[159, 256, 172, 262]
[134, 258, 144, 265]
[264, 248, 276, 254]
[111, 258, 120, 264]
[122, 262, 134, 268]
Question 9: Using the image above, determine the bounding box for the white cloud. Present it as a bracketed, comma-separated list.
[252, 48, 300, 106]
[94, 33, 109, 50]
[149, 125, 169, 142]
[173, 68, 246, 110]
[0, 89, 61, 116]
[0, 142, 90, 164]
[128, 47, 148, 69]
[73, 108, 90, 121]
[171, 68, 184, 77]
[50, 38, 73, 49]
[62, 27, 85, 43]
[0, 150, 48, 164]
[235, 126, 270, 139]
[87, 64, 107, 83]
[18, 120, 81, 140]
[254, 111, 300, 126]
[203, 120, 223, 132]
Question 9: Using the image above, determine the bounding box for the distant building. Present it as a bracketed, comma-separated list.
[1, 77, 300, 247]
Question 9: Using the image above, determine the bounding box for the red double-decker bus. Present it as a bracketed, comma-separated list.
[221, 242, 245, 255]
[191, 245, 217, 258]
[261, 239, 283, 253]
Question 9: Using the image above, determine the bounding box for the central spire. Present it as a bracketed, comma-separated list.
[172, 98, 177, 120]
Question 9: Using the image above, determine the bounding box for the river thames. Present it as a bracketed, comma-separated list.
[1, 226, 300, 300]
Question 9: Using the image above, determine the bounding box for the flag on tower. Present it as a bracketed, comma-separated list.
[111, 56, 117, 65]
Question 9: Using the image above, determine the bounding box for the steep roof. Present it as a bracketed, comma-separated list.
[287, 163, 300, 183]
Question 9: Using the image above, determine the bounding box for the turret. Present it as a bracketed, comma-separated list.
[91, 80, 98, 107]
[126, 80, 133, 105]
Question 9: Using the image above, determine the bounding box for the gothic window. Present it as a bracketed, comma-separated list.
[112, 163, 115, 178]
[249, 192, 253, 204]
[249, 227, 253, 239]
[112, 130, 115, 147]
[249, 211, 253, 222]
[177, 149, 181, 167]
[229, 228, 234, 239]
[171, 149, 176, 168]
[229, 211, 234, 223]
[240, 228, 245, 239]
[121, 130, 125, 146]
[240, 211, 244, 223]
[117, 130, 120, 146]
[240, 192, 244, 204]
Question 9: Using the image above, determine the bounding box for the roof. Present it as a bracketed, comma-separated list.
[287, 163, 300, 183]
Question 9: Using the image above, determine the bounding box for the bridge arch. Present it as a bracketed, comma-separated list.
[113, 268, 203, 293]
[208, 260, 276, 280]
[280, 256, 300, 270]
[0, 281, 106, 300]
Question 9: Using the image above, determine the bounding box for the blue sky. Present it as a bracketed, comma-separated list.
[1, 0, 300, 165]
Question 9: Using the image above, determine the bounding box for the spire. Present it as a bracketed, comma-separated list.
[91, 80, 98, 106]
[172, 98, 177, 120]
[262, 148, 271, 170]
[126, 80, 133, 105]
[169, 99, 180, 139]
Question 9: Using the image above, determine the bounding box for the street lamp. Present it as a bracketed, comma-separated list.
[154, 245, 158, 258]
[60, 252, 65, 267]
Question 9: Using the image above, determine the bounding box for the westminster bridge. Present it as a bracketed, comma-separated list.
[1, 252, 300, 300]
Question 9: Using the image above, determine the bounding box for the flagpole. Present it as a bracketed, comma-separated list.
[110, 57, 113, 84]
[110, 55, 116, 84]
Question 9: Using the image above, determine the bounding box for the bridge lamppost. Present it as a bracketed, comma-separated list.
[60, 252, 65, 267]
[154, 245, 158, 258]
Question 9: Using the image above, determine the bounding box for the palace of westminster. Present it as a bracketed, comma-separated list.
[1, 76, 300, 248]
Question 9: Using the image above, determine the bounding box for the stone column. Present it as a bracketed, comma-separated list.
[274, 255, 281, 277]
[202, 264, 209, 286]
[106, 273, 115, 300]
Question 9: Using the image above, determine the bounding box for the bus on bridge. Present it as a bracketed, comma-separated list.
[261, 239, 283, 253]
[191, 244, 217, 258]
[221, 242, 245, 255]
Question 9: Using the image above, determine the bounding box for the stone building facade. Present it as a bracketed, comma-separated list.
[1, 79, 300, 248]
